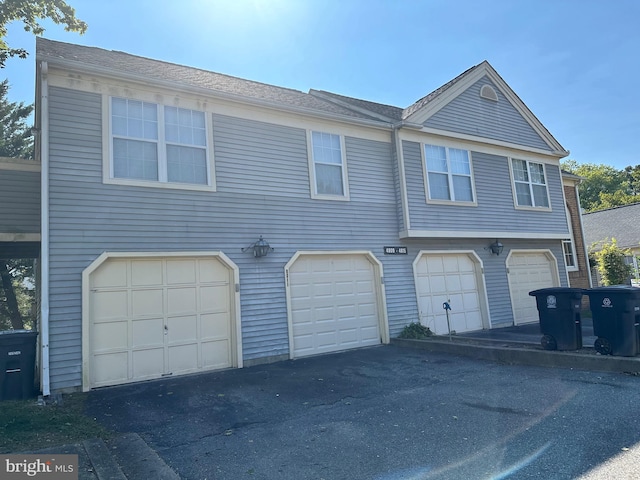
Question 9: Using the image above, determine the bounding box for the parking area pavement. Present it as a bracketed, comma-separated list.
[86, 344, 640, 480]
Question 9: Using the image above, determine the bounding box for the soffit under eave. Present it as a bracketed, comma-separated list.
[403, 62, 567, 155]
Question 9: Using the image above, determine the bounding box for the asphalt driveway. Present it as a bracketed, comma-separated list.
[86, 345, 640, 479]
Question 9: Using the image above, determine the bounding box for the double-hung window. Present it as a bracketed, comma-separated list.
[511, 159, 549, 208]
[110, 97, 211, 188]
[309, 131, 349, 200]
[424, 144, 474, 203]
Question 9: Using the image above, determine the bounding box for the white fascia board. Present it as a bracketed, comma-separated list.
[400, 230, 571, 240]
[0, 158, 41, 172]
[41, 56, 393, 133]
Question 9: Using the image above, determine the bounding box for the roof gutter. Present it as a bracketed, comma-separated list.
[38, 55, 394, 132]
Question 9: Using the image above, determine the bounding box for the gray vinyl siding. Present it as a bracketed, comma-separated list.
[424, 77, 552, 152]
[0, 169, 40, 234]
[48, 86, 404, 390]
[403, 141, 570, 235]
[47, 85, 570, 392]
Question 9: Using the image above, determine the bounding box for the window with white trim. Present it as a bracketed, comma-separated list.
[563, 205, 578, 271]
[563, 240, 576, 269]
[424, 144, 474, 203]
[111, 97, 210, 186]
[310, 131, 348, 199]
[511, 158, 549, 208]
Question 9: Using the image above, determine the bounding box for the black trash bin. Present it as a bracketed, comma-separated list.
[584, 286, 640, 356]
[0, 330, 38, 401]
[528, 288, 584, 350]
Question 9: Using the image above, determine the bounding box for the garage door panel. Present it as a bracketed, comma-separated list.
[201, 313, 231, 339]
[202, 339, 231, 368]
[92, 261, 127, 288]
[167, 315, 197, 342]
[200, 285, 229, 312]
[132, 289, 164, 316]
[416, 253, 485, 335]
[93, 352, 128, 385]
[92, 291, 128, 321]
[132, 318, 163, 347]
[168, 344, 198, 373]
[132, 348, 164, 378]
[166, 259, 197, 285]
[89, 256, 235, 389]
[131, 260, 163, 286]
[93, 322, 128, 351]
[446, 275, 462, 291]
[167, 287, 197, 314]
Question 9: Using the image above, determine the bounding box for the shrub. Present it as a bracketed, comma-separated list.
[593, 238, 632, 286]
[398, 322, 433, 339]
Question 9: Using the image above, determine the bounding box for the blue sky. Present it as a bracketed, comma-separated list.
[3, 0, 639, 169]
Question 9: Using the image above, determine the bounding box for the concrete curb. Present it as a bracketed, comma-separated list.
[82, 438, 127, 480]
[107, 433, 180, 480]
[391, 338, 640, 374]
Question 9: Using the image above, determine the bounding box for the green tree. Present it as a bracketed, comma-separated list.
[592, 238, 632, 286]
[562, 160, 629, 212]
[0, 258, 35, 330]
[0, 78, 33, 158]
[0, 0, 87, 68]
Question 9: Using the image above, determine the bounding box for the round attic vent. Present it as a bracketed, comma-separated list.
[480, 84, 498, 102]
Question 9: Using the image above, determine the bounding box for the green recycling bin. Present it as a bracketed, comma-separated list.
[0, 330, 38, 401]
[528, 288, 584, 350]
[584, 286, 640, 356]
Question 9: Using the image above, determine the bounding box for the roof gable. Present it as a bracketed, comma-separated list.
[403, 61, 567, 154]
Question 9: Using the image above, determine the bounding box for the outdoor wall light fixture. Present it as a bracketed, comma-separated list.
[242, 235, 274, 257]
[488, 240, 504, 256]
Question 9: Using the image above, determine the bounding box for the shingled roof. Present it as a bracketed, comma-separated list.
[583, 202, 640, 251]
[36, 38, 386, 123]
[37, 38, 491, 129]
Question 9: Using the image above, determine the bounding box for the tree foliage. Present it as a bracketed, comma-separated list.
[0, 78, 33, 158]
[0, 258, 35, 330]
[592, 239, 632, 286]
[562, 159, 640, 212]
[0, 0, 87, 68]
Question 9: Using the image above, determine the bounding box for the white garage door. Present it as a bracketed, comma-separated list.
[508, 251, 560, 325]
[88, 256, 235, 388]
[414, 253, 485, 335]
[287, 254, 383, 358]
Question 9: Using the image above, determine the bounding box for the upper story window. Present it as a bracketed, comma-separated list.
[109, 97, 212, 189]
[309, 131, 349, 200]
[511, 158, 550, 209]
[423, 144, 475, 204]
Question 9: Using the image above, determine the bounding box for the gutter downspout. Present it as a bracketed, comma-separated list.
[39, 61, 51, 396]
[392, 123, 411, 234]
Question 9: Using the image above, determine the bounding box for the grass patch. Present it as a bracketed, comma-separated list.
[0, 394, 111, 453]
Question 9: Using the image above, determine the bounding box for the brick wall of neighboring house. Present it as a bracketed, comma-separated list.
[564, 183, 591, 310]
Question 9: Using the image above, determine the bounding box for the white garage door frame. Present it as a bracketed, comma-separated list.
[284, 251, 390, 359]
[506, 249, 561, 326]
[413, 250, 492, 333]
[81, 251, 242, 392]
